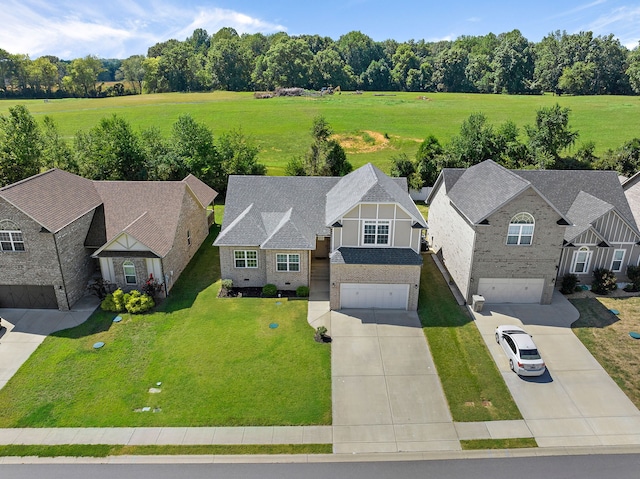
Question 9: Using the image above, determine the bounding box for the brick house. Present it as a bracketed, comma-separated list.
[214, 163, 427, 310]
[0, 169, 216, 310]
[427, 160, 640, 304]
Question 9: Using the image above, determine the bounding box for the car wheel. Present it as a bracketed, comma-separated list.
[495, 332, 500, 344]
[509, 359, 515, 372]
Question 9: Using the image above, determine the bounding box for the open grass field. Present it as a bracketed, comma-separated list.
[570, 296, 640, 409]
[2, 92, 640, 175]
[0, 215, 331, 428]
[418, 254, 521, 422]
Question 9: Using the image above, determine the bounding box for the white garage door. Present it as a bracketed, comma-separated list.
[477, 278, 544, 304]
[340, 283, 409, 309]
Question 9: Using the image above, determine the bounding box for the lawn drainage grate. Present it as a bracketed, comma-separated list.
[93, 342, 105, 349]
[269, 323, 279, 329]
[113, 316, 122, 323]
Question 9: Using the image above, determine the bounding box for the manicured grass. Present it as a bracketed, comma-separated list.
[418, 254, 521, 422]
[0, 224, 331, 427]
[570, 296, 640, 409]
[0, 444, 332, 457]
[460, 438, 538, 450]
[2, 92, 640, 175]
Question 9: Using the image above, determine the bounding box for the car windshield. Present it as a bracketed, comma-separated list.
[520, 349, 541, 360]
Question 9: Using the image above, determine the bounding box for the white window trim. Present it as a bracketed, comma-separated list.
[506, 212, 535, 246]
[570, 247, 592, 274]
[0, 220, 25, 252]
[234, 250, 258, 269]
[610, 248, 626, 272]
[276, 253, 300, 272]
[123, 261, 137, 285]
[362, 220, 390, 246]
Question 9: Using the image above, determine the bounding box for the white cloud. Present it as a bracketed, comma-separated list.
[0, 0, 286, 59]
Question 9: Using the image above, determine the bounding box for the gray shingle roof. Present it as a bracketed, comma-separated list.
[0, 169, 102, 233]
[325, 163, 427, 227]
[331, 247, 423, 265]
[440, 161, 638, 235]
[215, 163, 427, 249]
[447, 160, 531, 224]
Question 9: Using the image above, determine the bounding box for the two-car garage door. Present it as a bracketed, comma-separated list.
[477, 278, 544, 304]
[0, 285, 58, 309]
[340, 283, 409, 310]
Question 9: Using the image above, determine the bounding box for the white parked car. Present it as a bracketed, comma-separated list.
[495, 325, 546, 377]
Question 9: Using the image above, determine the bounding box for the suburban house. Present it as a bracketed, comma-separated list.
[0, 169, 217, 310]
[427, 160, 640, 304]
[214, 163, 427, 310]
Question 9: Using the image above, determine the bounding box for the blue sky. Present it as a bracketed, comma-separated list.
[2, 0, 640, 59]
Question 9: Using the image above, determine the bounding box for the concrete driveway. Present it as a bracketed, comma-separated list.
[471, 291, 640, 447]
[0, 296, 99, 390]
[330, 309, 458, 454]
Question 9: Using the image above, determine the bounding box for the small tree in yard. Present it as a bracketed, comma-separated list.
[625, 265, 640, 292]
[591, 268, 617, 295]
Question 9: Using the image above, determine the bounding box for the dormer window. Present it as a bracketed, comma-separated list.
[0, 220, 25, 252]
[363, 220, 390, 245]
[507, 213, 534, 245]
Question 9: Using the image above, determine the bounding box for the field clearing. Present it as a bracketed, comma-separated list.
[2, 92, 640, 175]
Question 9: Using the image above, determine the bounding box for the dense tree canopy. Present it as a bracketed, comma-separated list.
[3, 27, 640, 98]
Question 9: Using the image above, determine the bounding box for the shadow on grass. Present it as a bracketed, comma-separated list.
[418, 253, 474, 328]
[50, 311, 114, 340]
[160, 225, 221, 314]
[570, 297, 620, 328]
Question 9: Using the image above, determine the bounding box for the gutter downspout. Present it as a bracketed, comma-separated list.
[52, 232, 70, 310]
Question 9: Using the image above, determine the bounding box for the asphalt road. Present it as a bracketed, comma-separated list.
[3, 455, 640, 479]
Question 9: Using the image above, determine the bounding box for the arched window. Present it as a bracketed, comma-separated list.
[571, 246, 592, 274]
[507, 213, 535, 245]
[0, 220, 25, 252]
[123, 261, 137, 285]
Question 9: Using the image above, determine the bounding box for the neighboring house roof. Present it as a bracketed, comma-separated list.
[182, 174, 218, 208]
[92, 181, 188, 257]
[430, 160, 639, 240]
[215, 163, 427, 250]
[0, 169, 102, 233]
[325, 163, 427, 227]
[332, 247, 423, 265]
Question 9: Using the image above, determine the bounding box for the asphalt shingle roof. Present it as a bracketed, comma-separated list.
[440, 160, 638, 235]
[215, 164, 427, 249]
[0, 169, 102, 233]
[331, 247, 423, 265]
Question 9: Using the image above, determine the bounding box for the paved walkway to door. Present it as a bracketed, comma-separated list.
[330, 309, 457, 454]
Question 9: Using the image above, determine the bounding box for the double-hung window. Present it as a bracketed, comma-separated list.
[363, 220, 390, 245]
[234, 250, 258, 268]
[123, 261, 137, 285]
[507, 213, 534, 245]
[0, 220, 24, 252]
[276, 254, 300, 272]
[571, 247, 592, 274]
[611, 249, 625, 272]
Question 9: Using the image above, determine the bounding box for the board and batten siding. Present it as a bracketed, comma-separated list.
[558, 211, 640, 283]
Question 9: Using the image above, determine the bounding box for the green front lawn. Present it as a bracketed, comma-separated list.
[0, 221, 331, 427]
[571, 296, 640, 409]
[418, 254, 521, 422]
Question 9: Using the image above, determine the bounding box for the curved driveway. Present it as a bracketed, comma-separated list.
[471, 292, 640, 447]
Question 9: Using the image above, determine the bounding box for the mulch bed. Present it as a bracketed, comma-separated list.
[218, 287, 298, 299]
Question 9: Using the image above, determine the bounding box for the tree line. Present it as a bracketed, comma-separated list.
[391, 104, 640, 188]
[3, 27, 640, 98]
[0, 105, 266, 192]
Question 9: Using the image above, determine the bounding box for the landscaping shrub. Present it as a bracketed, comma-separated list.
[141, 276, 163, 299]
[221, 279, 233, 290]
[123, 290, 155, 314]
[560, 274, 579, 295]
[296, 286, 309, 297]
[625, 265, 640, 292]
[262, 284, 278, 297]
[591, 268, 617, 295]
[100, 288, 126, 312]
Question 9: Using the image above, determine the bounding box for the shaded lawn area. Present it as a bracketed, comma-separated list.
[570, 296, 640, 409]
[418, 254, 521, 422]
[0, 220, 331, 427]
